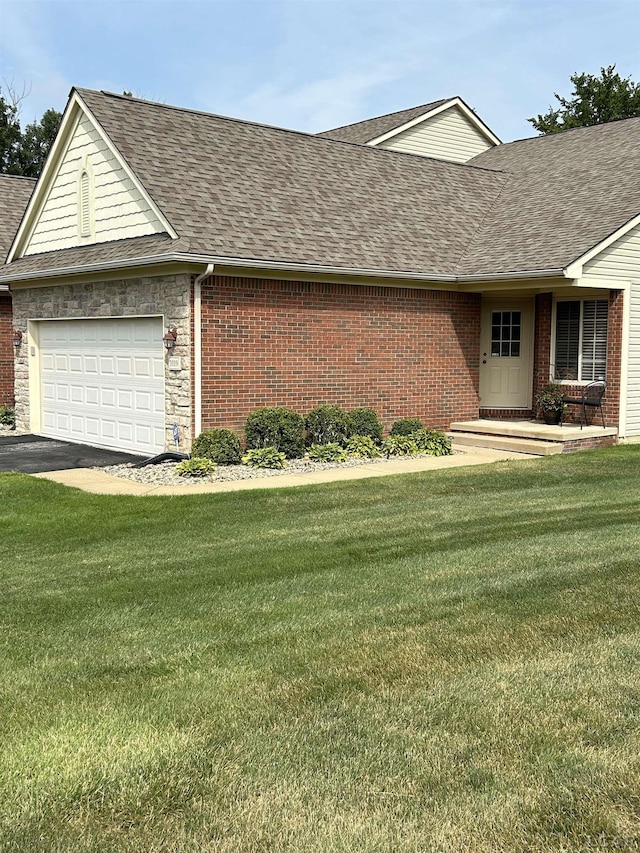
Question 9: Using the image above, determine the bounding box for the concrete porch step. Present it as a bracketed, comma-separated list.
[450, 432, 562, 456]
[449, 419, 618, 456]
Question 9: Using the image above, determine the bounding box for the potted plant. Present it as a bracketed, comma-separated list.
[535, 382, 565, 425]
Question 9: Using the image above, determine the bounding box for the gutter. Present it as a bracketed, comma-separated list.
[457, 268, 564, 282]
[193, 263, 214, 438]
[0, 252, 457, 285]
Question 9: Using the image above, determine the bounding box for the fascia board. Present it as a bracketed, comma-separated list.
[366, 97, 502, 148]
[7, 93, 82, 263]
[0, 252, 457, 285]
[564, 211, 640, 279]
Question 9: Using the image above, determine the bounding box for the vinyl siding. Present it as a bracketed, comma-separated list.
[583, 221, 640, 280]
[584, 223, 640, 435]
[376, 107, 493, 163]
[626, 283, 640, 435]
[24, 111, 165, 256]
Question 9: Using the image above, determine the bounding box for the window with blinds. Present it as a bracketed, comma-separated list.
[555, 300, 608, 381]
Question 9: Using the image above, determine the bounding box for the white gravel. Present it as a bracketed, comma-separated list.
[99, 453, 448, 486]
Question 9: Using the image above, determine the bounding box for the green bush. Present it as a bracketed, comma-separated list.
[245, 407, 305, 459]
[0, 407, 15, 428]
[305, 404, 350, 446]
[176, 457, 217, 477]
[191, 429, 242, 465]
[410, 428, 453, 457]
[347, 407, 383, 443]
[242, 447, 287, 469]
[345, 435, 382, 459]
[390, 417, 423, 436]
[308, 442, 348, 462]
[381, 435, 419, 457]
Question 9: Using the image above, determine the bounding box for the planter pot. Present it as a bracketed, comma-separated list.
[542, 409, 562, 425]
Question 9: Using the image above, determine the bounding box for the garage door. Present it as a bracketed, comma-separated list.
[39, 317, 165, 455]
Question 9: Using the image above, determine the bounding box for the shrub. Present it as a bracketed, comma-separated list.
[308, 442, 348, 462]
[381, 435, 419, 457]
[345, 435, 382, 459]
[176, 457, 217, 477]
[191, 429, 242, 465]
[242, 447, 287, 469]
[0, 407, 15, 428]
[410, 428, 453, 456]
[347, 407, 383, 443]
[245, 407, 305, 459]
[390, 417, 424, 436]
[305, 404, 350, 446]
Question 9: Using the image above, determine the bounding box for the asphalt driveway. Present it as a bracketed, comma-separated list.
[0, 433, 146, 473]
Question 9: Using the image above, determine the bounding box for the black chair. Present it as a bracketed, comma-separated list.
[561, 380, 607, 429]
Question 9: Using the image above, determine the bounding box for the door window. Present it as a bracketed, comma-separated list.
[490, 311, 521, 357]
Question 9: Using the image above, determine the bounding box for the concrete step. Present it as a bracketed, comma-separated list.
[449, 432, 563, 456]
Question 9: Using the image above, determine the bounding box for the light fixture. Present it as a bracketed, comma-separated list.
[12, 329, 22, 348]
[163, 327, 177, 350]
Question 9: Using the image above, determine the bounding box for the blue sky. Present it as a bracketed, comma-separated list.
[1, 0, 638, 142]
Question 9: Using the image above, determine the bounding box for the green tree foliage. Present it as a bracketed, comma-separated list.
[529, 65, 640, 135]
[0, 89, 62, 176]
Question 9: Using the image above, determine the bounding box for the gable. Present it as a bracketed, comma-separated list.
[15, 99, 170, 260]
[374, 104, 495, 163]
[583, 219, 640, 281]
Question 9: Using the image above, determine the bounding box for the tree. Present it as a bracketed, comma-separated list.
[0, 91, 22, 173]
[0, 86, 62, 176]
[529, 65, 640, 135]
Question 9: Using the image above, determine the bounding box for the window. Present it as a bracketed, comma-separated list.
[554, 299, 608, 381]
[490, 310, 521, 357]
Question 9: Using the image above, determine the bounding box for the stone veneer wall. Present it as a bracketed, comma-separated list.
[11, 273, 192, 450]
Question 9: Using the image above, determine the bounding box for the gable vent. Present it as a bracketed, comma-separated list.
[79, 169, 91, 237]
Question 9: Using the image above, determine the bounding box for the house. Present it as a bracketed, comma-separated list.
[0, 88, 638, 456]
[0, 174, 37, 407]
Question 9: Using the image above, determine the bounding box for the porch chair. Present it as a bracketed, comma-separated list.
[561, 380, 607, 429]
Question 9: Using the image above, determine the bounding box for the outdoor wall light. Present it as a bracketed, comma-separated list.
[163, 327, 178, 350]
[12, 329, 22, 348]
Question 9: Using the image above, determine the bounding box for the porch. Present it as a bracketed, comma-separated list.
[449, 419, 618, 456]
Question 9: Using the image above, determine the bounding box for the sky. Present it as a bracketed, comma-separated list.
[0, 0, 638, 143]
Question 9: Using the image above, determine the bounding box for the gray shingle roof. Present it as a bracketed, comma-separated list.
[462, 116, 640, 275]
[317, 99, 450, 144]
[65, 89, 505, 276]
[2, 90, 639, 284]
[0, 175, 36, 262]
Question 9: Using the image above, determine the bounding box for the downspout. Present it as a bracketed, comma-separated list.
[193, 263, 214, 438]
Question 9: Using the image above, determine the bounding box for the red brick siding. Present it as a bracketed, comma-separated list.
[561, 435, 618, 453]
[0, 293, 14, 407]
[197, 275, 481, 435]
[479, 407, 534, 420]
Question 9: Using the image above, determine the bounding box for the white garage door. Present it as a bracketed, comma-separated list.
[39, 317, 165, 455]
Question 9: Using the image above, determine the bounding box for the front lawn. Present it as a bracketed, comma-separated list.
[1, 447, 639, 851]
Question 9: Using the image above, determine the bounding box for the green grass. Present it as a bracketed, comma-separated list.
[1, 446, 640, 851]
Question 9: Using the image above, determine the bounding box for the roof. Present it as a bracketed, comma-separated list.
[2, 91, 640, 284]
[317, 99, 450, 144]
[0, 175, 36, 262]
[1, 89, 507, 280]
[459, 115, 640, 275]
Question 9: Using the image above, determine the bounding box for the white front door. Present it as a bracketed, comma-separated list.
[479, 299, 534, 409]
[38, 317, 165, 454]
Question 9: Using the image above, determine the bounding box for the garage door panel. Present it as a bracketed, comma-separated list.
[39, 318, 165, 454]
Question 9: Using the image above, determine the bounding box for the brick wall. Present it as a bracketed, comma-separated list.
[0, 293, 14, 407]
[198, 275, 481, 434]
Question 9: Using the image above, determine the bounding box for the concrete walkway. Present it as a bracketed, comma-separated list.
[32, 444, 535, 496]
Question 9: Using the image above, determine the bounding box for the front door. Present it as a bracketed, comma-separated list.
[479, 299, 534, 409]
